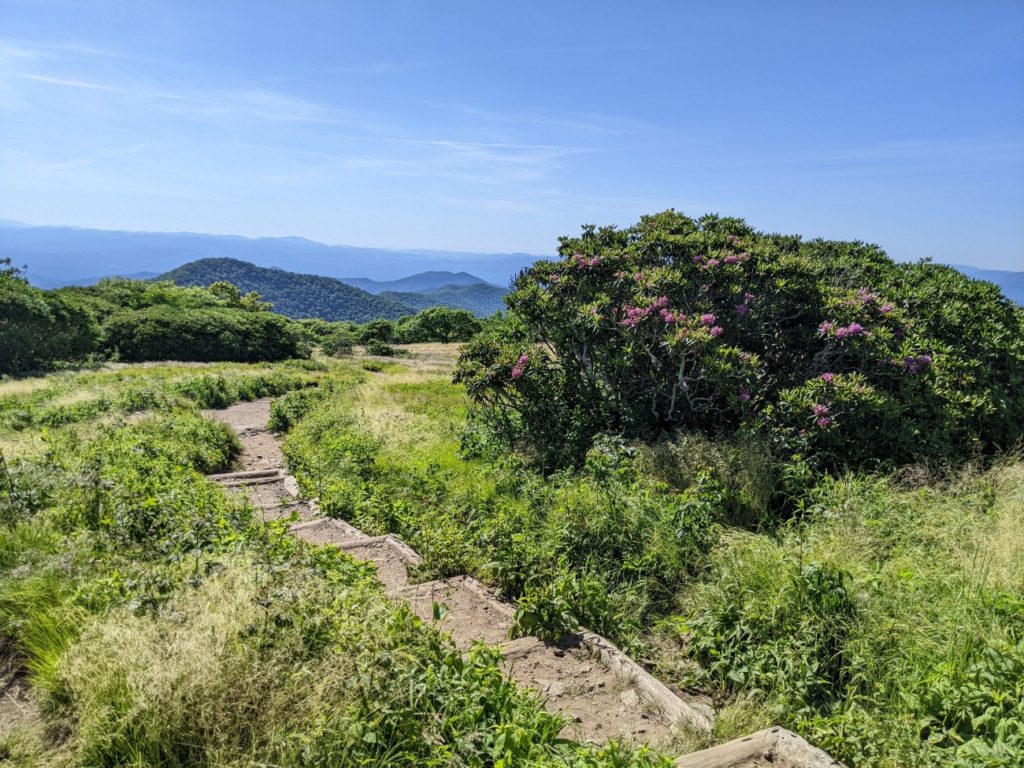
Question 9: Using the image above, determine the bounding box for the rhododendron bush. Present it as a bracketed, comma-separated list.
[456, 211, 1024, 469]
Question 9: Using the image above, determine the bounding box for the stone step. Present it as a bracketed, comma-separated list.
[334, 535, 421, 592]
[289, 517, 367, 545]
[674, 726, 844, 768]
[500, 634, 707, 749]
[396, 575, 515, 649]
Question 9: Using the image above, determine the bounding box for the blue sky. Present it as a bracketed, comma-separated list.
[1, 1, 1022, 268]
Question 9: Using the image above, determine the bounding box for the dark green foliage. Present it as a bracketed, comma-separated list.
[365, 338, 397, 357]
[321, 327, 356, 356]
[159, 257, 413, 321]
[686, 560, 858, 713]
[457, 211, 1024, 470]
[359, 318, 396, 344]
[0, 260, 100, 374]
[381, 282, 509, 316]
[400, 306, 482, 343]
[104, 305, 304, 362]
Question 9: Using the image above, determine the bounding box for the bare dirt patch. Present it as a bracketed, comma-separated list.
[290, 518, 365, 545]
[502, 636, 681, 748]
[400, 576, 514, 649]
[338, 540, 413, 591]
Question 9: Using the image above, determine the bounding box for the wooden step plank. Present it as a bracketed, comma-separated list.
[674, 727, 844, 768]
[207, 468, 282, 481]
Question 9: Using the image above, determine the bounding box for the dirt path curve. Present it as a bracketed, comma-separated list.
[204, 396, 843, 766]
[203, 397, 283, 471]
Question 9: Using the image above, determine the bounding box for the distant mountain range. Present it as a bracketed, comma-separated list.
[0, 220, 547, 288]
[2, 219, 1019, 307]
[158, 258, 508, 320]
[342, 271, 492, 294]
[951, 264, 1024, 304]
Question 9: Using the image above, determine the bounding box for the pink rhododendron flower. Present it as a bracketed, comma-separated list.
[510, 354, 529, 379]
[813, 403, 830, 416]
[879, 303, 894, 314]
[700, 313, 716, 325]
[709, 326, 724, 337]
[723, 254, 739, 265]
[739, 386, 751, 402]
[816, 416, 833, 428]
[820, 372, 835, 383]
[735, 303, 750, 315]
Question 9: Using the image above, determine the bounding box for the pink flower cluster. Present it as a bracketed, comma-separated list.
[510, 354, 529, 379]
[820, 372, 836, 384]
[812, 402, 833, 427]
[620, 296, 673, 328]
[739, 386, 751, 403]
[819, 321, 866, 339]
[735, 292, 756, 315]
[902, 354, 933, 375]
[572, 253, 602, 269]
[878, 303, 894, 314]
[692, 251, 749, 270]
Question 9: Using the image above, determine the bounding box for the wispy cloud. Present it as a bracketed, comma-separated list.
[19, 72, 344, 124]
[36, 143, 149, 173]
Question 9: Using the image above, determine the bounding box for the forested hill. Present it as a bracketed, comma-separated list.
[159, 258, 412, 322]
[158, 258, 509, 319]
[380, 283, 508, 316]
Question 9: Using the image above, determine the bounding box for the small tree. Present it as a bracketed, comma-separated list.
[414, 306, 482, 343]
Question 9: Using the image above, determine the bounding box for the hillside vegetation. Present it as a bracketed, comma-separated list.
[161, 258, 508, 318]
[159, 258, 413, 321]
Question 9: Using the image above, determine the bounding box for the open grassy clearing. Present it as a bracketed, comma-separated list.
[279, 344, 1024, 767]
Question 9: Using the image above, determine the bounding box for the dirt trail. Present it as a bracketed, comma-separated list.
[204, 396, 841, 765]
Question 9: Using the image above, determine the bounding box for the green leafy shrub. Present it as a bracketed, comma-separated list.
[321, 327, 356, 356]
[365, 338, 396, 357]
[0, 260, 100, 374]
[456, 211, 1024, 470]
[104, 305, 306, 363]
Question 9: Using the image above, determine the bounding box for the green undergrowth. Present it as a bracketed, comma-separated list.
[282, 373, 730, 650]
[280, 360, 1024, 767]
[0, 364, 669, 767]
[0, 359, 325, 439]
